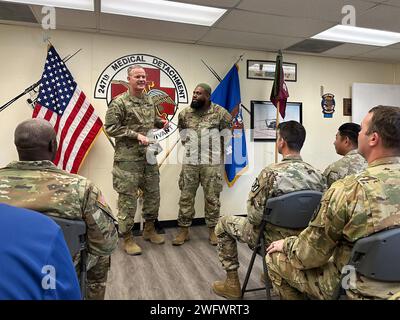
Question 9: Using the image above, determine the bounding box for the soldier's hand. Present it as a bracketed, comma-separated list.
[266, 239, 284, 255]
[137, 133, 150, 146]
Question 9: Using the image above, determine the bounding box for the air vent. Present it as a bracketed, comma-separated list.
[0, 2, 38, 23]
[286, 39, 343, 53]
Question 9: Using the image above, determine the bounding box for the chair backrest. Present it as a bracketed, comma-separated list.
[50, 216, 86, 257]
[264, 190, 323, 229]
[50, 216, 87, 299]
[348, 228, 400, 282]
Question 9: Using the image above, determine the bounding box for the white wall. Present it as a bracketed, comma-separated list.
[352, 83, 400, 124]
[0, 24, 397, 221]
[396, 64, 400, 84]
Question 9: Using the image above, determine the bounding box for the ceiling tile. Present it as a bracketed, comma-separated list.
[286, 39, 343, 53]
[172, 0, 240, 8]
[216, 9, 335, 38]
[237, 0, 376, 22]
[388, 42, 400, 50]
[100, 13, 209, 42]
[30, 5, 97, 30]
[383, 0, 400, 7]
[357, 4, 400, 32]
[0, 2, 37, 23]
[356, 47, 400, 62]
[1, 0, 399, 63]
[199, 28, 303, 51]
[321, 43, 380, 58]
[359, 0, 391, 3]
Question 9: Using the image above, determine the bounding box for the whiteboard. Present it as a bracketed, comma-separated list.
[352, 83, 400, 124]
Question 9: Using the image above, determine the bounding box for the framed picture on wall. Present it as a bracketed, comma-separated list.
[247, 60, 297, 81]
[250, 101, 302, 141]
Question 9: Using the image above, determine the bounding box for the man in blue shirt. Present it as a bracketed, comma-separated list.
[0, 203, 81, 300]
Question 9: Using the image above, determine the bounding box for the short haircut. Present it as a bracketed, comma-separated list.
[367, 105, 400, 152]
[277, 120, 306, 152]
[14, 118, 55, 150]
[127, 64, 145, 76]
[338, 122, 361, 146]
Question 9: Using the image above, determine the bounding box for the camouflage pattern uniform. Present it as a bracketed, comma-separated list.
[216, 155, 326, 271]
[177, 103, 232, 227]
[323, 149, 367, 188]
[105, 91, 164, 235]
[0, 160, 118, 300]
[266, 157, 400, 300]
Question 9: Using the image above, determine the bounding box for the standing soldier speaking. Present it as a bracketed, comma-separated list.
[105, 65, 167, 256]
[172, 83, 233, 246]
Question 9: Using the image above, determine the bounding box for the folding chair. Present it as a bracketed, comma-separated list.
[50, 216, 87, 299]
[333, 227, 400, 300]
[241, 190, 323, 299]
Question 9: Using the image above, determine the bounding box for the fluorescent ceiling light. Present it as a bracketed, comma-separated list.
[312, 25, 400, 46]
[2, 0, 93, 11]
[101, 0, 226, 27]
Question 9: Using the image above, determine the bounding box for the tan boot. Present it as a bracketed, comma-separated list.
[172, 227, 189, 246]
[143, 221, 165, 244]
[212, 270, 242, 300]
[209, 226, 218, 246]
[123, 233, 142, 255]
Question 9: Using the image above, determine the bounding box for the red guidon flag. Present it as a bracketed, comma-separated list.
[33, 45, 102, 173]
[270, 51, 289, 118]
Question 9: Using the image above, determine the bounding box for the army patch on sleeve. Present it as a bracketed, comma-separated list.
[251, 178, 260, 193]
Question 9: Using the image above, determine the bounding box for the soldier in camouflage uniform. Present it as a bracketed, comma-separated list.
[172, 83, 233, 246]
[212, 121, 326, 299]
[323, 122, 367, 188]
[105, 65, 167, 255]
[0, 119, 118, 300]
[266, 106, 400, 300]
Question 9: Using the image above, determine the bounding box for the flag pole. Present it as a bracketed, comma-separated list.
[201, 58, 251, 115]
[158, 136, 180, 170]
[0, 48, 82, 114]
[275, 101, 280, 163]
[101, 127, 115, 150]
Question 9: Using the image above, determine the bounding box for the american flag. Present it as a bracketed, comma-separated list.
[33, 46, 103, 174]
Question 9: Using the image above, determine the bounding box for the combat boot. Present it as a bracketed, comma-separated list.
[212, 270, 242, 299]
[123, 233, 142, 255]
[143, 221, 165, 244]
[172, 227, 189, 246]
[208, 226, 218, 246]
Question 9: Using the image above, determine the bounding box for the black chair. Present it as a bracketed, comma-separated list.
[333, 227, 400, 299]
[241, 190, 323, 299]
[50, 216, 87, 299]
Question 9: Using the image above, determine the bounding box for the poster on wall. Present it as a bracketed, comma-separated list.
[250, 101, 302, 141]
[94, 54, 188, 141]
[321, 93, 335, 118]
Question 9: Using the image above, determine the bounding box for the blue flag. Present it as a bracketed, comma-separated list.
[211, 65, 248, 187]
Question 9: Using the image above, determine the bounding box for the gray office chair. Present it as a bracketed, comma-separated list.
[333, 227, 400, 299]
[50, 216, 87, 299]
[241, 190, 323, 299]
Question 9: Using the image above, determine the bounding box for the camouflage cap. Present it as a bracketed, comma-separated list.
[196, 83, 212, 95]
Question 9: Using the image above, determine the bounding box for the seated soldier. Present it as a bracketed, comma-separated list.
[212, 121, 326, 299]
[266, 106, 400, 300]
[323, 122, 367, 188]
[0, 203, 81, 300]
[0, 119, 118, 300]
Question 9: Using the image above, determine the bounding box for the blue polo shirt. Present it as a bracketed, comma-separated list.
[0, 203, 81, 300]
